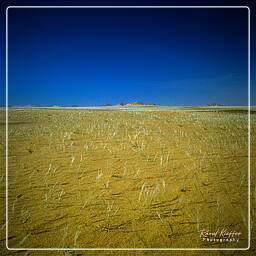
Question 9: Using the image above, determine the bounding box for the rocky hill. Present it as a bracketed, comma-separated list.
[116, 101, 156, 107]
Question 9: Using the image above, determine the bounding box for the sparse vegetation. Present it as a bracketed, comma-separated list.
[0, 106, 255, 251]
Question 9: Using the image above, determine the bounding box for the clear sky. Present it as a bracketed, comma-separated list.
[6, 6, 249, 106]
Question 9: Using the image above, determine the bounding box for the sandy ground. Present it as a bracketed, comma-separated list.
[0, 106, 255, 255]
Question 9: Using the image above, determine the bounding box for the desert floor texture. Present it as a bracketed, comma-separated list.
[0, 106, 255, 256]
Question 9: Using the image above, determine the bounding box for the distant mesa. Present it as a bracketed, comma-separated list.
[206, 103, 224, 106]
[101, 104, 112, 106]
[116, 102, 125, 106]
[126, 101, 145, 106]
[113, 101, 156, 107]
[11, 104, 41, 107]
[49, 105, 62, 107]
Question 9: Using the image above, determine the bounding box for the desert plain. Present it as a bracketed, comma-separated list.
[0, 106, 255, 256]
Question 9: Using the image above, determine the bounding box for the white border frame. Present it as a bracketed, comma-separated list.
[5, 5, 251, 251]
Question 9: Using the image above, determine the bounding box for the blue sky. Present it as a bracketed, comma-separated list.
[5, 6, 250, 106]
